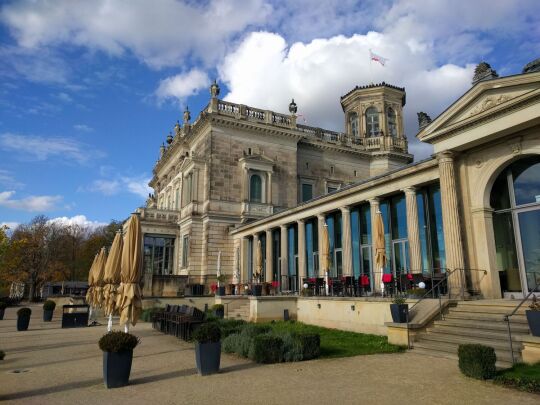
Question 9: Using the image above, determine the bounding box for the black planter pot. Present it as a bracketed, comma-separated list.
[213, 308, 224, 319]
[17, 314, 30, 331]
[0, 308, 4, 320]
[103, 350, 133, 388]
[526, 310, 540, 337]
[390, 303, 409, 323]
[43, 309, 54, 322]
[217, 286, 226, 296]
[195, 342, 221, 376]
[253, 284, 263, 297]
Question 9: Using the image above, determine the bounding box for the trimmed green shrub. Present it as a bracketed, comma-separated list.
[240, 323, 271, 338]
[249, 334, 283, 363]
[43, 300, 56, 311]
[494, 362, 540, 393]
[211, 304, 224, 312]
[280, 332, 303, 362]
[222, 333, 240, 353]
[296, 333, 320, 360]
[17, 307, 31, 317]
[217, 319, 246, 338]
[0, 302, 7, 310]
[0, 350, 5, 360]
[192, 322, 221, 344]
[458, 344, 496, 380]
[99, 331, 140, 352]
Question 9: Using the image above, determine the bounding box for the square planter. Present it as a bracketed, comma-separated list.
[195, 342, 221, 376]
[103, 350, 133, 388]
[526, 310, 540, 337]
[390, 303, 409, 323]
[43, 309, 54, 322]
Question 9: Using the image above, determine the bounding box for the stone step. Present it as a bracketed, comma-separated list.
[451, 304, 527, 315]
[417, 331, 522, 352]
[445, 312, 527, 323]
[426, 324, 529, 342]
[433, 318, 530, 333]
[410, 345, 514, 369]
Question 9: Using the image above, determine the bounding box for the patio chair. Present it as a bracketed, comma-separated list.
[358, 275, 370, 296]
[382, 273, 394, 297]
[342, 276, 354, 296]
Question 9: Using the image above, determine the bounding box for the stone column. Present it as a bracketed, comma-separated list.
[253, 233, 260, 282]
[341, 206, 353, 276]
[317, 213, 326, 277]
[438, 151, 465, 298]
[265, 229, 273, 282]
[369, 198, 382, 292]
[297, 219, 306, 287]
[280, 225, 288, 289]
[403, 187, 422, 274]
[240, 237, 249, 284]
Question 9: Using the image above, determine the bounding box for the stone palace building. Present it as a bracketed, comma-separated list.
[137, 59, 540, 300]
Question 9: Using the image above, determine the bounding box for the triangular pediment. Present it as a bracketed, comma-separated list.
[417, 71, 540, 145]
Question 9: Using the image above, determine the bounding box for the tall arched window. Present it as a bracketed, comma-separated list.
[250, 173, 263, 203]
[349, 112, 359, 138]
[387, 107, 397, 137]
[365, 107, 379, 137]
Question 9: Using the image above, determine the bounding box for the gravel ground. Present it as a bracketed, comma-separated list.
[0, 304, 536, 404]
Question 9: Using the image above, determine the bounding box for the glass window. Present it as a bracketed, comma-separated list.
[379, 201, 392, 274]
[417, 184, 446, 273]
[305, 219, 319, 277]
[327, 186, 338, 194]
[144, 235, 175, 275]
[390, 194, 408, 240]
[175, 188, 180, 210]
[288, 225, 298, 289]
[349, 112, 359, 138]
[250, 174, 263, 203]
[387, 107, 397, 137]
[512, 156, 540, 206]
[182, 173, 192, 207]
[272, 229, 280, 282]
[182, 235, 189, 267]
[302, 183, 313, 202]
[493, 212, 520, 292]
[260, 233, 266, 282]
[365, 107, 379, 137]
[351, 209, 360, 278]
[490, 171, 511, 210]
[247, 237, 253, 281]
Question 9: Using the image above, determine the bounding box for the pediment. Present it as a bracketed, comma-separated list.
[239, 153, 275, 172]
[417, 71, 540, 144]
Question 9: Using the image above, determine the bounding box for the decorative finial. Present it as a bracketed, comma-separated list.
[289, 98, 297, 114]
[159, 142, 165, 158]
[417, 112, 432, 130]
[472, 62, 498, 85]
[174, 120, 181, 136]
[210, 79, 220, 98]
[183, 106, 191, 124]
[166, 132, 173, 145]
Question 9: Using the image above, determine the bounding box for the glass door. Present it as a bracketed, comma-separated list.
[392, 239, 410, 279]
[516, 208, 540, 293]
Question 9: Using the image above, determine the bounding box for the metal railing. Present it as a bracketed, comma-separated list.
[503, 278, 539, 365]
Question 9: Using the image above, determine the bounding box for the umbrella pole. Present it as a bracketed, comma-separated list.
[107, 314, 113, 332]
[124, 324, 129, 333]
[325, 271, 329, 296]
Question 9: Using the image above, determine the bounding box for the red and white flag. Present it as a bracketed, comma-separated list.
[370, 49, 388, 66]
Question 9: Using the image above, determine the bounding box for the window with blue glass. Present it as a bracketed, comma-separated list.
[351, 204, 372, 284]
[417, 184, 446, 274]
[260, 233, 266, 282]
[287, 225, 298, 291]
[379, 195, 409, 276]
[325, 212, 343, 277]
[272, 229, 280, 282]
[144, 235, 175, 275]
[305, 219, 319, 277]
[247, 237, 253, 281]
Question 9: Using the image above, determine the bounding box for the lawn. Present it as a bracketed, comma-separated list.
[262, 320, 404, 358]
[494, 362, 540, 393]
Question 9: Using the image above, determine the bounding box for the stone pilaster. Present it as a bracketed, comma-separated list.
[403, 187, 422, 274]
[437, 151, 465, 297]
[297, 219, 306, 286]
[341, 206, 353, 276]
[317, 213, 326, 277]
[369, 198, 382, 292]
[265, 229, 273, 282]
[280, 225, 288, 287]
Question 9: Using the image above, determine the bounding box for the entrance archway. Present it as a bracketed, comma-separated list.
[490, 155, 540, 295]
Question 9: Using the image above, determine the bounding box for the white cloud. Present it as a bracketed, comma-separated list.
[73, 124, 93, 132]
[122, 176, 152, 199]
[0, 169, 24, 189]
[88, 179, 121, 196]
[0, 0, 272, 69]
[85, 174, 151, 199]
[0, 132, 104, 164]
[56, 92, 73, 103]
[155, 69, 210, 104]
[1, 221, 19, 230]
[47, 215, 107, 230]
[0, 190, 62, 212]
[219, 31, 474, 159]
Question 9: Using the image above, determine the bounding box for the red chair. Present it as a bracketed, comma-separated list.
[382, 273, 393, 296]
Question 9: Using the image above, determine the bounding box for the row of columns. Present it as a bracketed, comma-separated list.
[239, 152, 464, 292]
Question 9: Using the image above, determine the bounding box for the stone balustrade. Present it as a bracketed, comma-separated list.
[138, 207, 180, 223]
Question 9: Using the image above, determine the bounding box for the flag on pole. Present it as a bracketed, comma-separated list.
[370, 49, 388, 66]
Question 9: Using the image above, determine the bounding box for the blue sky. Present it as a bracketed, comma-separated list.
[0, 0, 538, 229]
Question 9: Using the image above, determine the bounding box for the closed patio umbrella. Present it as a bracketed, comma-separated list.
[116, 214, 143, 332]
[85, 253, 99, 307]
[374, 210, 387, 294]
[321, 223, 331, 295]
[256, 240, 263, 283]
[93, 247, 108, 310]
[103, 231, 123, 331]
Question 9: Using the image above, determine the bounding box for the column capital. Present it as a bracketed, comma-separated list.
[340, 206, 351, 214]
[402, 186, 417, 195]
[296, 218, 306, 224]
[317, 213, 326, 221]
[368, 197, 380, 206]
[280, 224, 288, 231]
[436, 150, 458, 163]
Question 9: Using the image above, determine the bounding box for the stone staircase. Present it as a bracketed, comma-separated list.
[412, 300, 530, 368]
[226, 301, 250, 321]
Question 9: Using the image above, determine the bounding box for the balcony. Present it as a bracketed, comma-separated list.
[138, 207, 180, 224]
[241, 201, 274, 219]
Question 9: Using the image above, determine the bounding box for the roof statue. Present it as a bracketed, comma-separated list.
[472, 62, 499, 85]
[417, 112, 432, 130]
[183, 106, 191, 124]
[210, 79, 220, 98]
[289, 98, 298, 114]
[522, 57, 540, 74]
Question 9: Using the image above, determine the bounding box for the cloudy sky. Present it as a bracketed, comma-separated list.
[0, 0, 538, 228]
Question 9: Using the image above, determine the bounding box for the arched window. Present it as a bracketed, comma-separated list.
[365, 107, 379, 137]
[250, 173, 263, 203]
[349, 112, 359, 138]
[387, 107, 397, 137]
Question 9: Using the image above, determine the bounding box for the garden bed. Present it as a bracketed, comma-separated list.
[494, 362, 540, 393]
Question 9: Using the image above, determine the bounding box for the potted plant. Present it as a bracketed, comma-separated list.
[0, 302, 7, 320]
[43, 300, 56, 322]
[17, 307, 32, 331]
[192, 322, 222, 376]
[99, 331, 140, 388]
[526, 295, 540, 337]
[252, 270, 263, 297]
[211, 304, 225, 319]
[216, 274, 227, 296]
[390, 295, 408, 323]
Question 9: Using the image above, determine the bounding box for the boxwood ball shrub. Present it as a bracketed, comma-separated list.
[43, 300, 56, 311]
[17, 307, 31, 317]
[249, 335, 283, 363]
[192, 322, 221, 343]
[458, 344, 496, 380]
[99, 331, 140, 353]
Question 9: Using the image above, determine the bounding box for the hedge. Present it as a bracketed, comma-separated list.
[249, 335, 283, 363]
[458, 344, 497, 380]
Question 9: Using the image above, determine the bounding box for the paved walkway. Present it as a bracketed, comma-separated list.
[0, 304, 536, 404]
